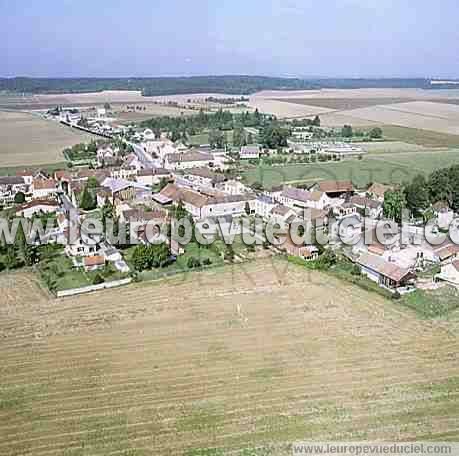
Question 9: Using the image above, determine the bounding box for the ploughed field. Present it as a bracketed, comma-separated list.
[1, 260, 459, 455]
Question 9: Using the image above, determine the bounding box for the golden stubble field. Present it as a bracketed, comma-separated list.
[1, 260, 459, 455]
[0, 111, 97, 167]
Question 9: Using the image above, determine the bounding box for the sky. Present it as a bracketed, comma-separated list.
[1, 0, 459, 78]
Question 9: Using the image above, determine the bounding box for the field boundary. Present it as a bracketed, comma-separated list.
[56, 277, 132, 298]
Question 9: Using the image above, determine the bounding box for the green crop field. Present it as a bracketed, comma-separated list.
[243, 149, 459, 189]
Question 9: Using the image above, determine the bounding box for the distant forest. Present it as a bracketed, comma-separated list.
[0, 76, 456, 96]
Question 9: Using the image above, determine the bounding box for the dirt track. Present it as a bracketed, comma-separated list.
[1, 260, 458, 455]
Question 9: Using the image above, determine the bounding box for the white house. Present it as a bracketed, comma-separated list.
[436, 260, 459, 287]
[278, 186, 330, 211]
[255, 195, 277, 219]
[32, 179, 58, 199]
[218, 180, 251, 196]
[16, 199, 59, 218]
[0, 176, 28, 206]
[97, 145, 118, 167]
[432, 201, 454, 230]
[240, 145, 261, 160]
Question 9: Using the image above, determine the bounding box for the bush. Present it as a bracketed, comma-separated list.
[392, 291, 401, 300]
[92, 273, 105, 285]
[202, 258, 212, 266]
[351, 264, 361, 276]
[14, 192, 26, 204]
[187, 257, 201, 269]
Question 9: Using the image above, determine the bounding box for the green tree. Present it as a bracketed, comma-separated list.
[312, 115, 321, 127]
[369, 127, 383, 139]
[404, 174, 429, 217]
[14, 192, 26, 204]
[428, 168, 451, 206]
[341, 125, 353, 138]
[79, 185, 96, 211]
[383, 189, 405, 223]
[244, 201, 251, 216]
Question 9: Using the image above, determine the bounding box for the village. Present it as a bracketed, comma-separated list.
[1, 108, 458, 300]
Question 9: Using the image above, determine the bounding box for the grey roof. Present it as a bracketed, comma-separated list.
[0, 176, 25, 186]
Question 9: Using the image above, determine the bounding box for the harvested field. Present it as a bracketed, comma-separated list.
[111, 103, 199, 123]
[1, 261, 459, 455]
[0, 91, 245, 111]
[273, 97, 413, 110]
[343, 103, 459, 136]
[0, 110, 96, 167]
[248, 98, 333, 118]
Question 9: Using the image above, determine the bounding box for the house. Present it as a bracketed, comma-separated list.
[313, 180, 354, 198]
[432, 201, 454, 230]
[269, 205, 298, 226]
[97, 145, 118, 167]
[99, 177, 150, 204]
[120, 207, 168, 232]
[436, 260, 459, 287]
[157, 183, 255, 219]
[83, 255, 105, 271]
[219, 180, 251, 196]
[350, 195, 383, 219]
[181, 168, 226, 189]
[0, 176, 28, 205]
[278, 186, 330, 211]
[240, 145, 261, 160]
[255, 195, 277, 219]
[136, 168, 171, 187]
[65, 225, 102, 258]
[164, 150, 214, 170]
[282, 238, 319, 261]
[431, 239, 459, 263]
[15, 199, 59, 218]
[32, 179, 58, 199]
[367, 183, 393, 202]
[356, 252, 414, 290]
[333, 202, 357, 219]
[15, 169, 35, 186]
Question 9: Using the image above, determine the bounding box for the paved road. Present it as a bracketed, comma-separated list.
[130, 142, 155, 169]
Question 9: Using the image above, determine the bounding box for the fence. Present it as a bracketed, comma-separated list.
[56, 277, 132, 298]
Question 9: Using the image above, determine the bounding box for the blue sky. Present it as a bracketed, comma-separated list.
[1, 0, 458, 78]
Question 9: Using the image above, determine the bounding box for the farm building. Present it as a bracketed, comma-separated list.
[356, 252, 414, 290]
[15, 199, 59, 218]
[136, 167, 171, 187]
[313, 180, 354, 198]
[164, 150, 214, 170]
[157, 183, 255, 219]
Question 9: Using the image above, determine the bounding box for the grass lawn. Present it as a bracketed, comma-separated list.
[243, 149, 459, 189]
[398, 287, 459, 319]
[38, 249, 128, 292]
[188, 130, 234, 147]
[123, 241, 225, 281]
